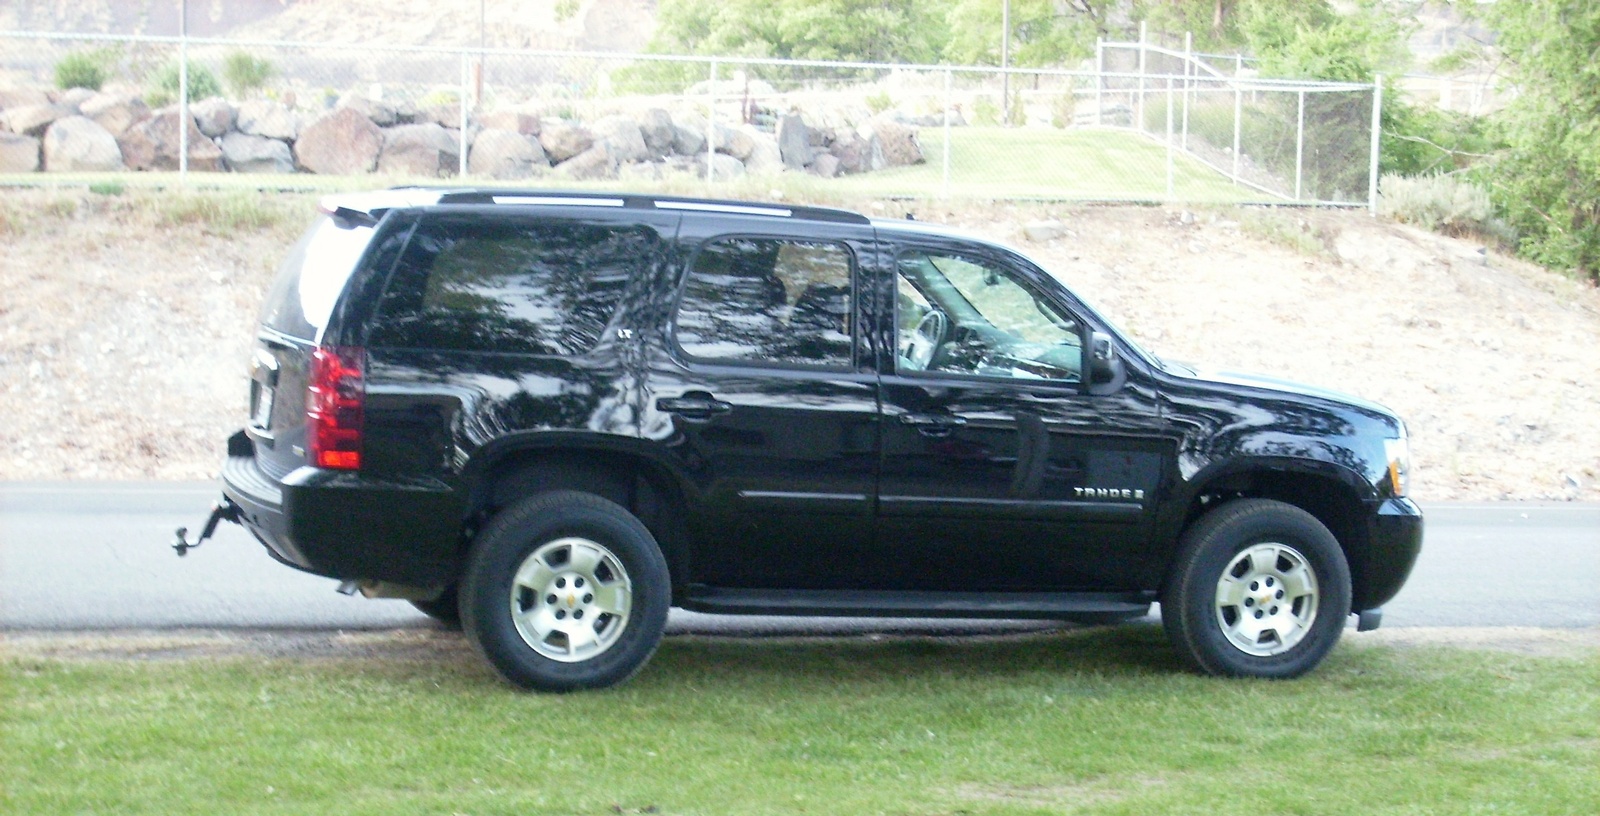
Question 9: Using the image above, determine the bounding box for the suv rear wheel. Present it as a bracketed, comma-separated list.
[461, 490, 670, 692]
[1162, 499, 1351, 678]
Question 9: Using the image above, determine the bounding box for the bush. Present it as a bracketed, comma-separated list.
[865, 91, 893, 115]
[222, 52, 275, 97]
[145, 60, 223, 107]
[54, 49, 112, 91]
[1378, 173, 1494, 236]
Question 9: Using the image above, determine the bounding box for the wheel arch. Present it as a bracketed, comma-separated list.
[1153, 457, 1382, 607]
[456, 434, 695, 602]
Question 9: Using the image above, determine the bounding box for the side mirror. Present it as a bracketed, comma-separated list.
[1089, 331, 1123, 386]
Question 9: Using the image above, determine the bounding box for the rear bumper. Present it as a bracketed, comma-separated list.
[1353, 497, 1424, 611]
[220, 430, 465, 585]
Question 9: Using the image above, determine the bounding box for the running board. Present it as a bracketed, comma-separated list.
[681, 586, 1154, 620]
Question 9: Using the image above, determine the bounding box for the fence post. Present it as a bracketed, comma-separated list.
[459, 52, 470, 178]
[1165, 77, 1174, 200]
[1182, 31, 1191, 151]
[1369, 76, 1383, 213]
[706, 58, 717, 184]
[1136, 21, 1147, 134]
[1231, 77, 1242, 186]
[942, 68, 952, 198]
[1094, 38, 1104, 127]
[178, 0, 189, 182]
[1295, 89, 1305, 201]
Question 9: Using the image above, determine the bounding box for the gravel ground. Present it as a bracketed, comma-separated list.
[2, 188, 1597, 500]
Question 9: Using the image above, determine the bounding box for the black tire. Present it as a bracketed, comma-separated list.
[409, 584, 461, 630]
[1162, 499, 1351, 679]
[460, 490, 670, 692]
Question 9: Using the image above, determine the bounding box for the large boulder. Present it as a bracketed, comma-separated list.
[712, 123, 755, 160]
[742, 129, 784, 175]
[0, 87, 51, 112]
[57, 87, 96, 109]
[830, 130, 882, 175]
[295, 107, 382, 175]
[479, 109, 540, 136]
[117, 109, 224, 171]
[590, 115, 649, 163]
[190, 98, 236, 138]
[867, 118, 923, 166]
[775, 114, 811, 170]
[554, 142, 615, 180]
[236, 99, 299, 141]
[5, 104, 75, 138]
[338, 95, 399, 127]
[0, 132, 40, 172]
[809, 152, 841, 179]
[468, 128, 547, 179]
[538, 121, 594, 164]
[79, 93, 150, 138]
[706, 152, 745, 180]
[220, 132, 295, 174]
[637, 108, 675, 156]
[41, 116, 122, 171]
[668, 111, 707, 156]
[378, 122, 461, 177]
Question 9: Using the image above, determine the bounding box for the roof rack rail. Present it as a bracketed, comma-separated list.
[420, 188, 871, 225]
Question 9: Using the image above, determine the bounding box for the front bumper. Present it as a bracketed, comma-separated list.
[1353, 497, 1424, 611]
[219, 430, 466, 585]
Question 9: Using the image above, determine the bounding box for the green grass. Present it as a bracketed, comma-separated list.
[829, 127, 1259, 202]
[4, 627, 1597, 815]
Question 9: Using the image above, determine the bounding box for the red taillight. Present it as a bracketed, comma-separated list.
[307, 346, 365, 470]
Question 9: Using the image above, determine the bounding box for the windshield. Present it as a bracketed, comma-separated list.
[259, 215, 376, 340]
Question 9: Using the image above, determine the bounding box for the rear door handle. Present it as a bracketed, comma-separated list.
[899, 412, 967, 437]
[657, 394, 733, 420]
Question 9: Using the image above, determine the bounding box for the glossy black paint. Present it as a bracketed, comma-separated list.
[219, 191, 1421, 618]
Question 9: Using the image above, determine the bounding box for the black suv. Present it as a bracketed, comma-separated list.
[178, 188, 1422, 691]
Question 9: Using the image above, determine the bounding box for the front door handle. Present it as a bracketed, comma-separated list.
[657, 394, 733, 420]
[899, 412, 967, 437]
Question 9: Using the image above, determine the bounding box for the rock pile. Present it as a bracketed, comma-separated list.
[0, 86, 926, 180]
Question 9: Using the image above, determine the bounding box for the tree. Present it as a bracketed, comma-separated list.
[943, 0, 1103, 68]
[1483, 1, 1600, 280]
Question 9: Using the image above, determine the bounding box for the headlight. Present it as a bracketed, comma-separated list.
[1383, 437, 1410, 498]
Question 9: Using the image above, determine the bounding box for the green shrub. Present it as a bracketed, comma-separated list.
[54, 49, 113, 91]
[145, 60, 223, 107]
[88, 181, 126, 197]
[865, 91, 893, 115]
[971, 95, 1000, 126]
[1378, 173, 1494, 236]
[222, 51, 275, 97]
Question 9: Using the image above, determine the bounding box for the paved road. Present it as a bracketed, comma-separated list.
[1, 482, 1596, 633]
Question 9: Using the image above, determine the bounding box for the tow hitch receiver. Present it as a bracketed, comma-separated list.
[172, 497, 242, 557]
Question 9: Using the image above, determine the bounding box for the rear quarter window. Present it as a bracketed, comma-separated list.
[367, 216, 655, 355]
[259, 215, 376, 340]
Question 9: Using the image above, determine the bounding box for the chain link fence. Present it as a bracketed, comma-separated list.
[1, 29, 1380, 207]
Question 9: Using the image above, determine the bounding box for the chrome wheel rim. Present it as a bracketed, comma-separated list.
[511, 537, 632, 663]
[1214, 542, 1319, 657]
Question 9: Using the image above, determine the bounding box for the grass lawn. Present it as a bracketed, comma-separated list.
[3, 626, 1597, 815]
[829, 127, 1257, 202]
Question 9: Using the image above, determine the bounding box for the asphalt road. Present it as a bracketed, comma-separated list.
[1, 482, 1596, 633]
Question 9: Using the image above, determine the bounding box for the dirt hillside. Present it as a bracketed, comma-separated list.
[1, 188, 1595, 500]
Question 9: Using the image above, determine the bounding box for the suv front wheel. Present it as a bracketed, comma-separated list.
[461, 490, 671, 692]
[1162, 499, 1351, 678]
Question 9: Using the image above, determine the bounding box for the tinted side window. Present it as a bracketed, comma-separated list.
[369, 217, 652, 355]
[674, 238, 854, 369]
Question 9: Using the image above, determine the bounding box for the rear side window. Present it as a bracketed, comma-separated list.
[368, 217, 654, 355]
[673, 237, 855, 369]
[260, 215, 376, 340]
